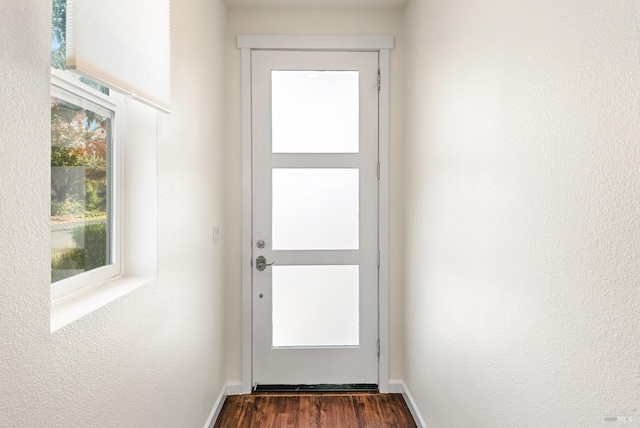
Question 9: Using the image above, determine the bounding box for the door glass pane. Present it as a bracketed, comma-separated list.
[51, 96, 112, 283]
[272, 71, 359, 153]
[272, 168, 358, 250]
[272, 265, 359, 347]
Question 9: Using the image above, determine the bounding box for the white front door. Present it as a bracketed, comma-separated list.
[251, 50, 380, 386]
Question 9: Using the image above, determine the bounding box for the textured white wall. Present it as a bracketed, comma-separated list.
[0, 0, 227, 426]
[224, 8, 406, 383]
[403, 0, 640, 426]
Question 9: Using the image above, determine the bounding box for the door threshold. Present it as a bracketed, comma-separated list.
[253, 383, 379, 393]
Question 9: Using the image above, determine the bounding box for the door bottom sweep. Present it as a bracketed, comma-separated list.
[253, 383, 379, 393]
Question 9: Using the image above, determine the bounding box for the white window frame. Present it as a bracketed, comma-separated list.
[237, 35, 393, 394]
[50, 68, 123, 305]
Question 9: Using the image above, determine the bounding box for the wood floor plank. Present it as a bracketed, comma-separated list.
[297, 394, 320, 428]
[213, 393, 416, 428]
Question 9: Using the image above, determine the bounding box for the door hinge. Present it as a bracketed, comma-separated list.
[376, 162, 380, 179]
[377, 70, 381, 91]
[377, 250, 380, 268]
[377, 338, 380, 357]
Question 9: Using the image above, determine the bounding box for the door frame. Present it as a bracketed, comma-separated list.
[238, 35, 393, 394]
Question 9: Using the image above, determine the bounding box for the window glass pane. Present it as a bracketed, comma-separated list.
[272, 265, 359, 347]
[272, 71, 359, 153]
[272, 168, 359, 250]
[51, 0, 66, 71]
[51, 96, 111, 283]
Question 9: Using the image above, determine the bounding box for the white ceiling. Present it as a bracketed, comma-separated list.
[224, 0, 408, 10]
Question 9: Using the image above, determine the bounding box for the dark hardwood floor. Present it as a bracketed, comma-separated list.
[214, 392, 417, 428]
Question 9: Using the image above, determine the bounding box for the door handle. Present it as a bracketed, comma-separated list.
[256, 255, 275, 271]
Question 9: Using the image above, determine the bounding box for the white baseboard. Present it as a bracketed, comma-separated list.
[204, 382, 243, 428]
[225, 382, 243, 396]
[389, 380, 427, 428]
[388, 379, 405, 393]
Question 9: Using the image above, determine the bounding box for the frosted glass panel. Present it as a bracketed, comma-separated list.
[273, 265, 359, 347]
[272, 71, 359, 153]
[272, 169, 358, 250]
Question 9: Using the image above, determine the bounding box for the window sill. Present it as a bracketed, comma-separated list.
[50, 276, 155, 333]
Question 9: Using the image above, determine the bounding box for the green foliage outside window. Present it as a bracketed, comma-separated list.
[71, 223, 108, 271]
[51, 0, 66, 70]
[51, 223, 107, 282]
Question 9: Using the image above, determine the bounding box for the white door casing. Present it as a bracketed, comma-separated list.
[251, 50, 378, 385]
